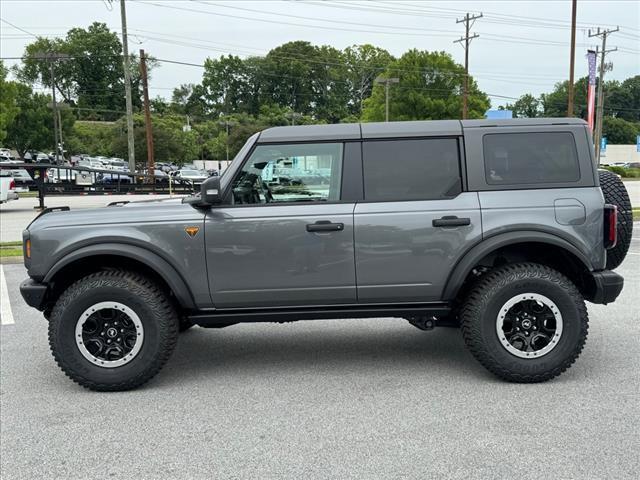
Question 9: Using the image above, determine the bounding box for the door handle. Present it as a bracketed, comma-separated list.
[432, 216, 471, 228]
[306, 221, 344, 232]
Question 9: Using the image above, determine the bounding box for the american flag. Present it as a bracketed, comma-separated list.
[586, 50, 597, 131]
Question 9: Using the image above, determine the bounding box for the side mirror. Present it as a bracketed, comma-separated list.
[200, 175, 222, 205]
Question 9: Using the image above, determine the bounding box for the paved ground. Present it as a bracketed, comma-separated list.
[1, 181, 638, 243]
[0, 194, 179, 243]
[1, 229, 639, 479]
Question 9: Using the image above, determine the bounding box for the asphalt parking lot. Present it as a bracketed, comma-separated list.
[1, 226, 639, 479]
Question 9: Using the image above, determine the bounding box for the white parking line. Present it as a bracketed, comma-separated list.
[0, 265, 15, 325]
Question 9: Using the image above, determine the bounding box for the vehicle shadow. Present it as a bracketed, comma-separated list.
[158, 320, 492, 385]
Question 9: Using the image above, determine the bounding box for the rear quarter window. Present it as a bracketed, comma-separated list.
[483, 132, 580, 185]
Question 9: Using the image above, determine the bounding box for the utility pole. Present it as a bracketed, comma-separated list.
[139, 49, 154, 177]
[119, 0, 136, 174]
[567, 0, 577, 116]
[36, 52, 69, 163]
[454, 12, 482, 119]
[49, 61, 60, 164]
[589, 27, 618, 162]
[375, 77, 399, 122]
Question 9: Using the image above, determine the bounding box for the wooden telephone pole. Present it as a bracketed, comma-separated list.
[139, 49, 155, 176]
[455, 12, 482, 119]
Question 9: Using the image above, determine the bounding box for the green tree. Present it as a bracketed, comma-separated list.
[602, 117, 640, 144]
[506, 93, 541, 118]
[0, 62, 20, 144]
[201, 55, 261, 117]
[5, 84, 55, 158]
[607, 76, 640, 122]
[362, 49, 490, 121]
[260, 41, 350, 122]
[17, 22, 150, 121]
[343, 44, 394, 116]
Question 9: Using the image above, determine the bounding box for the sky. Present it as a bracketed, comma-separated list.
[1, 0, 639, 108]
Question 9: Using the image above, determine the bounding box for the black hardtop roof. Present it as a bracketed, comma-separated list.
[257, 118, 587, 143]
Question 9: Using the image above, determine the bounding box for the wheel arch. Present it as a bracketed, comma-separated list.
[442, 231, 594, 301]
[43, 243, 196, 310]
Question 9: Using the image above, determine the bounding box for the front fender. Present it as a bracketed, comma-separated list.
[43, 243, 196, 309]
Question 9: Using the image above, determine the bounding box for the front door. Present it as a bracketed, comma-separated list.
[205, 142, 356, 308]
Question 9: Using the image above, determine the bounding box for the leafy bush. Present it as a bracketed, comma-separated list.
[602, 166, 640, 178]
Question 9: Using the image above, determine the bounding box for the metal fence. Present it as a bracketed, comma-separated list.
[1, 163, 198, 208]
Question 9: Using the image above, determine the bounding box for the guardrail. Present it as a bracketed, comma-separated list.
[0, 163, 198, 209]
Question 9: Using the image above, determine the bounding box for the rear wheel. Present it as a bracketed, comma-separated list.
[49, 270, 179, 391]
[460, 263, 588, 382]
[599, 170, 633, 269]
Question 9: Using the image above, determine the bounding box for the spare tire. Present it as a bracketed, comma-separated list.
[599, 170, 633, 270]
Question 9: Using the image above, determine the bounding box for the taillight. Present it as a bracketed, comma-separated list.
[603, 204, 617, 249]
[9, 179, 15, 190]
[24, 239, 31, 259]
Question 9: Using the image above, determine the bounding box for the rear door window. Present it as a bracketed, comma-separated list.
[362, 138, 461, 201]
[483, 132, 580, 185]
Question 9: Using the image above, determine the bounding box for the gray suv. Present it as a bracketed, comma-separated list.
[20, 118, 632, 390]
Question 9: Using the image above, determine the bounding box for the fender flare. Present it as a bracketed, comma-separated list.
[441, 231, 594, 300]
[43, 243, 196, 309]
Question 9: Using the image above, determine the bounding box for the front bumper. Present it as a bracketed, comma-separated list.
[20, 279, 48, 310]
[587, 270, 624, 304]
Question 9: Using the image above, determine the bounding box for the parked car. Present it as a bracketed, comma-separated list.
[0, 176, 18, 203]
[624, 162, 640, 169]
[0, 168, 33, 191]
[96, 172, 132, 184]
[175, 169, 208, 185]
[19, 118, 632, 391]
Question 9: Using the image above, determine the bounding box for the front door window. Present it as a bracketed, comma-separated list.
[232, 143, 343, 204]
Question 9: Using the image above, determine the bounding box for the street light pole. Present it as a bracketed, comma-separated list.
[374, 77, 399, 122]
[119, 0, 136, 174]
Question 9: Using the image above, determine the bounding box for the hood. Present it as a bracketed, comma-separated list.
[27, 197, 197, 232]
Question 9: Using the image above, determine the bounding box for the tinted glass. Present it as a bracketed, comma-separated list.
[362, 138, 461, 201]
[483, 132, 580, 185]
[232, 143, 343, 204]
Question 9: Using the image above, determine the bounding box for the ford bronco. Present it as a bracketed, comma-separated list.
[20, 118, 632, 390]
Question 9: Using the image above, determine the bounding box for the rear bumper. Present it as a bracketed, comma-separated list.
[20, 278, 48, 310]
[587, 270, 624, 304]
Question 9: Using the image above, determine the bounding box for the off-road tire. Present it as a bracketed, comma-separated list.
[599, 170, 633, 270]
[49, 270, 179, 391]
[460, 263, 588, 383]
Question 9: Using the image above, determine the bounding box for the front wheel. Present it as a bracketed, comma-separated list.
[49, 270, 179, 391]
[460, 263, 588, 383]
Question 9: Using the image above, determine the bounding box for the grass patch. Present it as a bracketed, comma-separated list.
[0, 248, 23, 257]
[0, 241, 23, 257]
[633, 208, 640, 221]
[19, 191, 38, 198]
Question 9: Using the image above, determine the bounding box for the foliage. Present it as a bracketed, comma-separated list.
[0, 62, 20, 144]
[505, 94, 541, 118]
[343, 44, 395, 116]
[4, 83, 74, 158]
[16, 22, 153, 121]
[362, 49, 490, 121]
[603, 166, 640, 178]
[602, 117, 640, 144]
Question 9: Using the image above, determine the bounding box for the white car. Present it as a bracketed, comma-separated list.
[0, 176, 18, 204]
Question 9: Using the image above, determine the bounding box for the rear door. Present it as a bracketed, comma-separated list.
[354, 137, 482, 303]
